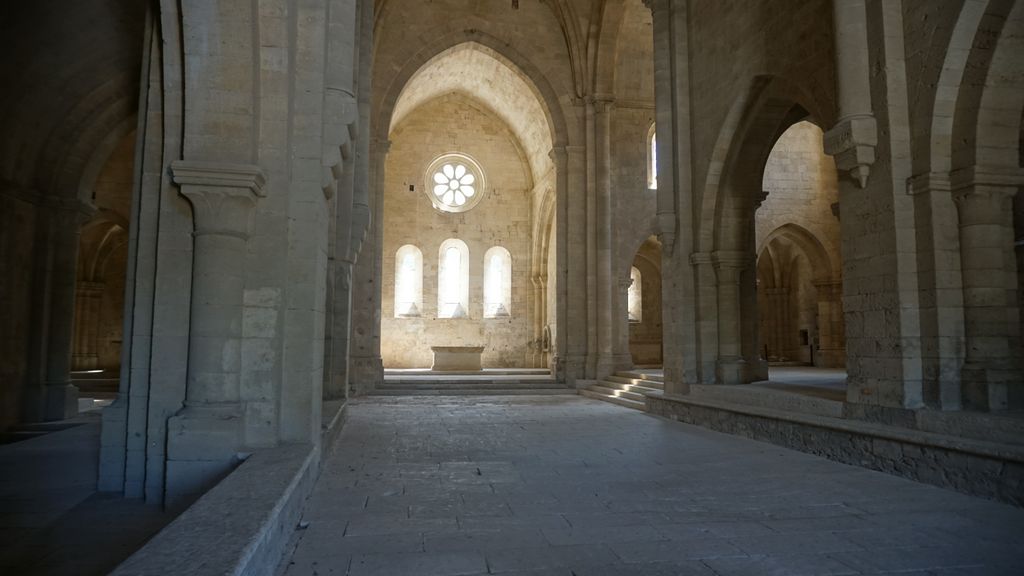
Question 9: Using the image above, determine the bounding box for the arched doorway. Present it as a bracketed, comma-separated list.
[71, 131, 135, 405]
[628, 236, 663, 367]
[754, 120, 846, 395]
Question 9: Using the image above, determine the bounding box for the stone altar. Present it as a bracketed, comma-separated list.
[430, 346, 484, 371]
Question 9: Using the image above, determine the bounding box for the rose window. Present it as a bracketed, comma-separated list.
[424, 153, 486, 213]
[432, 163, 476, 207]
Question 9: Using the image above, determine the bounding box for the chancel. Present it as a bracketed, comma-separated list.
[1, 1, 1023, 575]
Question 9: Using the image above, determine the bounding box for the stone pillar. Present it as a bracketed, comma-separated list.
[349, 138, 388, 394]
[549, 146, 569, 379]
[593, 96, 618, 378]
[562, 145, 589, 383]
[952, 168, 1022, 411]
[72, 281, 105, 371]
[743, 192, 768, 381]
[714, 252, 746, 384]
[530, 274, 548, 368]
[823, 0, 877, 188]
[647, 0, 676, 253]
[617, 274, 634, 366]
[763, 287, 790, 361]
[813, 280, 845, 368]
[165, 161, 265, 502]
[23, 198, 96, 422]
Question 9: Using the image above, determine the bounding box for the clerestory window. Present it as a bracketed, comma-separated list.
[647, 124, 658, 190]
[438, 239, 470, 318]
[483, 246, 512, 318]
[394, 245, 423, 318]
[628, 266, 643, 323]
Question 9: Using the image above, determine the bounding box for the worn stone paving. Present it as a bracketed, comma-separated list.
[280, 396, 1024, 576]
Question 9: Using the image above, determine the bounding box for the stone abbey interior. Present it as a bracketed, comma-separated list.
[1, 1, 1024, 575]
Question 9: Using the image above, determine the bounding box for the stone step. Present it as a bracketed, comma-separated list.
[604, 375, 664, 390]
[588, 383, 646, 403]
[616, 371, 664, 383]
[383, 369, 551, 376]
[377, 380, 562, 389]
[367, 388, 575, 396]
[687, 384, 844, 418]
[579, 388, 646, 410]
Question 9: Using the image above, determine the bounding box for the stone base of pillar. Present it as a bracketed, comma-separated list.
[563, 355, 587, 386]
[22, 383, 79, 422]
[350, 356, 383, 395]
[594, 354, 622, 381]
[743, 358, 769, 383]
[72, 354, 100, 371]
[817, 348, 846, 369]
[611, 353, 634, 371]
[961, 361, 1019, 411]
[716, 357, 746, 385]
[165, 405, 243, 507]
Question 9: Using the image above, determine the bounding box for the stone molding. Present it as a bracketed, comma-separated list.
[689, 251, 713, 266]
[170, 161, 267, 239]
[906, 171, 951, 196]
[711, 250, 749, 270]
[170, 161, 267, 196]
[949, 165, 1024, 196]
[824, 114, 877, 188]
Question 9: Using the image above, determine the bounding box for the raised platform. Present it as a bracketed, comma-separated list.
[372, 368, 573, 396]
[645, 390, 1024, 506]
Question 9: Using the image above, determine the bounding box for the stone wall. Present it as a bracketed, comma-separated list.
[647, 394, 1024, 506]
[0, 191, 38, 430]
[381, 94, 533, 368]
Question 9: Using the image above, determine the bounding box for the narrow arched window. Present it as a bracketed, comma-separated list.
[394, 245, 422, 317]
[628, 266, 643, 323]
[647, 124, 657, 190]
[484, 246, 512, 318]
[438, 239, 470, 318]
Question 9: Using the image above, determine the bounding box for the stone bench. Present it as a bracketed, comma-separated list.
[431, 346, 484, 371]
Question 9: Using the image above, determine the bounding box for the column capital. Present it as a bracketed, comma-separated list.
[949, 165, 1024, 198]
[950, 166, 1023, 225]
[170, 160, 267, 195]
[171, 161, 266, 239]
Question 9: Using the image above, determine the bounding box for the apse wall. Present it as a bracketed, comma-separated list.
[381, 94, 533, 368]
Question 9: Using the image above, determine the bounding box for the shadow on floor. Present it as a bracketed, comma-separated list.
[0, 409, 176, 576]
